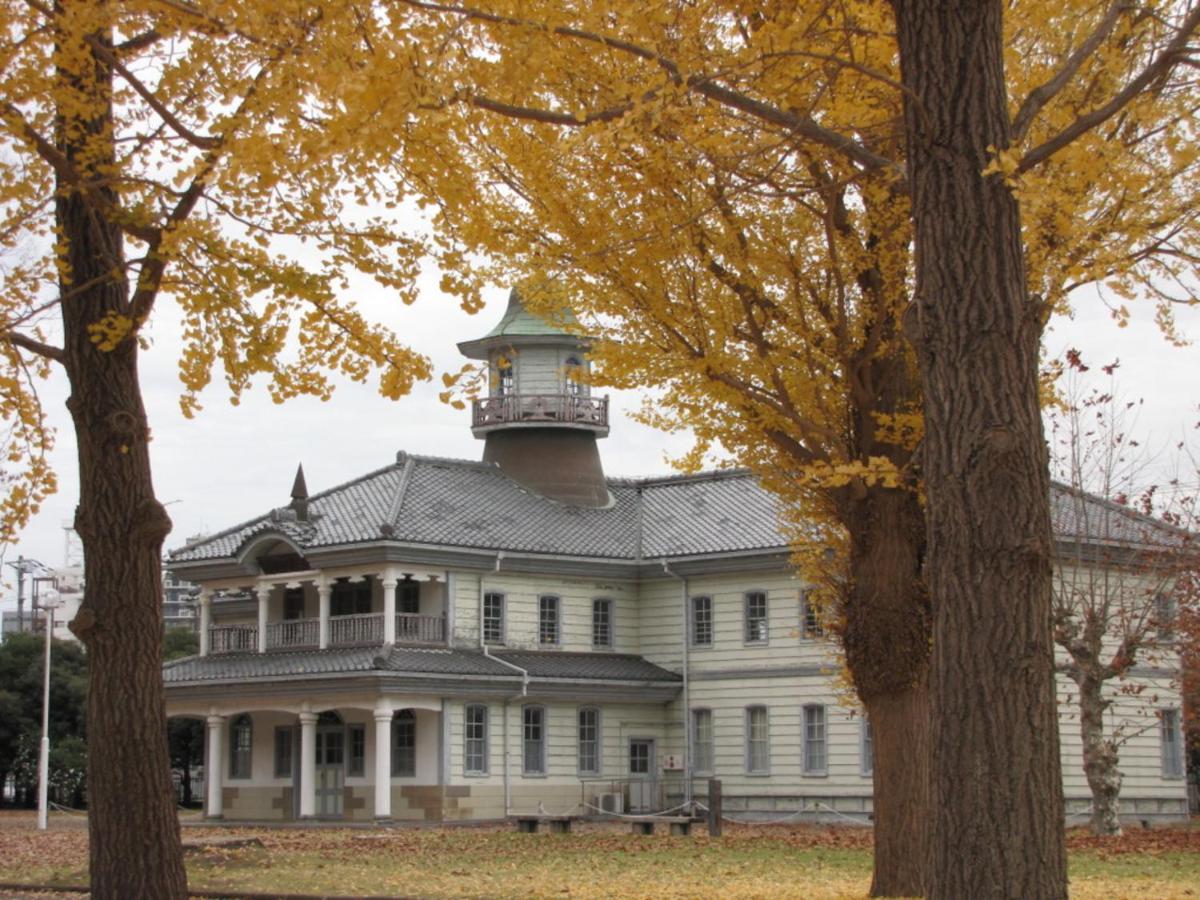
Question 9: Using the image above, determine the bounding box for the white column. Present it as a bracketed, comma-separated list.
[255, 584, 270, 653]
[317, 582, 331, 650]
[299, 710, 318, 818]
[381, 571, 398, 645]
[205, 715, 225, 818]
[198, 592, 212, 657]
[374, 706, 393, 819]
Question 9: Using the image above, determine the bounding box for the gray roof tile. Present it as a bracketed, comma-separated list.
[493, 650, 681, 683]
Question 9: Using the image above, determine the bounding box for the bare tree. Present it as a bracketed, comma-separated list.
[1049, 359, 1198, 835]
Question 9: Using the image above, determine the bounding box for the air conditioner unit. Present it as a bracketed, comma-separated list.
[599, 792, 624, 814]
[662, 754, 684, 771]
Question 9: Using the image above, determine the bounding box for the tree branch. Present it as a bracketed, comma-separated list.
[1018, 3, 1200, 173]
[1011, 0, 1134, 143]
[5, 330, 65, 364]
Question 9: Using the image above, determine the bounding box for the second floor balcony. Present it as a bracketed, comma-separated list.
[208, 612, 446, 655]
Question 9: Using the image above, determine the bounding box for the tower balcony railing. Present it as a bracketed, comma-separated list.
[472, 393, 608, 429]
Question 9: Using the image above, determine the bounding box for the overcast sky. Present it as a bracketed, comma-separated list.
[1, 266, 1196, 604]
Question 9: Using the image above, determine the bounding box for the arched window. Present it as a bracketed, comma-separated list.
[229, 714, 252, 779]
[564, 356, 583, 396]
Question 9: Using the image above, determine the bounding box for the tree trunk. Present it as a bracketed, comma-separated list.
[841, 486, 930, 898]
[892, 2, 1067, 897]
[57, 17, 188, 900]
[1078, 676, 1122, 835]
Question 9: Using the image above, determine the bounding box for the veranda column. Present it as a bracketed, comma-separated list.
[299, 710, 318, 818]
[374, 706, 393, 819]
[198, 591, 211, 657]
[381, 571, 398, 645]
[317, 581, 331, 650]
[255, 583, 270, 653]
[205, 714, 225, 818]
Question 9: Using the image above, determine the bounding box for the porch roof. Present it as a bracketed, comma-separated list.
[163, 646, 681, 686]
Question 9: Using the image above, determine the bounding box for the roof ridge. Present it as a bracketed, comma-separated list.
[620, 467, 752, 488]
[1051, 479, 1191, 538]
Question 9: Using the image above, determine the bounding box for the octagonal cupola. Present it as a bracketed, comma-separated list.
[456, 286, 610, 507]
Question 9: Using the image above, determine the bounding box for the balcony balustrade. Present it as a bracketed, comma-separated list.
[472, 393, 608, 429]
[209, 613, 446, 654]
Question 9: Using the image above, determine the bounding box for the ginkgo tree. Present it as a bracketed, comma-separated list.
[302, 2, 1197, 897]
[0, 3, 439, 897]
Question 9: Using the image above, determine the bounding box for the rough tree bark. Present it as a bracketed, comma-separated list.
[1076, 673, 1123, 835]
[59, 21, 189, 900]
[840, 487, 930, 898]
[893, 1, 1068, 897]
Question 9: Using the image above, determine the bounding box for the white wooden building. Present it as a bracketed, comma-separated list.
[164, 289, 1188, 823]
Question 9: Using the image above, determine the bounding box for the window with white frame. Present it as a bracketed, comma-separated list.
[229, 715, 252, 779]
[578, 707, 601, 774]
[692, 708, 713, 774]
[745, 591, 768, 644]
[565, 356, 584, 396]
[523, 705, 546, 775]
[691, 595, 713, 647]
[348, 724, 366, 777]
[801, 590, 823, 638]
[391, 710, 416, 777]
[803, 705, 828, 775]
[746, 706, 769, 774]
[464, 704, 489, 775]
[539, 595, 560, 645]
[1154, 591, 1177, 640]
[273, 726, 292, 778]
[496, 360, 514, 396]
[860, 717, 874, 776]
[482, 591, 505, 644]
[592, 598, 613, 648]
[1161, 709, 1184, 778]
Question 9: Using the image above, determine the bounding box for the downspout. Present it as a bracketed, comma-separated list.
[661, 560, 691, 808]
[479, 551, 529, 815]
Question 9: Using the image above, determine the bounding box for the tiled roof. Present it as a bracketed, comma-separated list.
[1050, 482, 1187, 548]
[476, 286, 582, 340]
[493, 650, 681, 683]
[163, 645, 519, 684]
[170, 455, 784, 564]
[162, 645, 679, 686]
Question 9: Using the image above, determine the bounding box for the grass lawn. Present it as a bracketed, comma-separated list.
[0, 813, 1197, 898]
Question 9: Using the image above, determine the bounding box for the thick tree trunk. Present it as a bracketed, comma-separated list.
[1078, 676, 1122, 835]
[57, 18, 188, 900]
[892, 2, 1068, 898]
[841, 487, 930, 898]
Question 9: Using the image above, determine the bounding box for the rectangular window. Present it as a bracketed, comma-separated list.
[629, 739, 652, 775]
[744, 591, 768, 644]
[692, 709, 713, 774]
[348, 724, 365, 777]
[523, 705, 546, 775]
[273, 726, 293, 778]
[283, 588, 305, 621]
[1162, 709, 1184, 778]
[746, 706, 769, 774]
[391, 711, 416, 777]
[396, 580, 420, 615]
[539, 595, 560, 646]
[861, 717, 874, 776]
[691, 595, 713, 647]
[1155, 592, 1177, 640]
[229, 715, 252, 779]
[464, 704, 489, 775]
[803, 705, 828, 775]
[578, 707, 600, 774]
[483, 592, 505, 644]
[592, 598, 613, 649]
[331, 578, 372, 616]
[801, 590, 823, 638]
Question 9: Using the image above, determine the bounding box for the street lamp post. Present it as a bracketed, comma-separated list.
[35, 590, 60, 831]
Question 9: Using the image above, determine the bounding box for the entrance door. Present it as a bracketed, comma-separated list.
[315, 721, 345, 817]
[628, 738, 657, 813]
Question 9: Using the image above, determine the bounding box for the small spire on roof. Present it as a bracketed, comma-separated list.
[290, 464, 308, 521]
